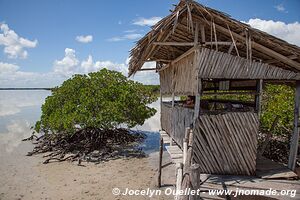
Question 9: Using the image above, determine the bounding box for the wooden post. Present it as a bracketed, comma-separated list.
[184, 127, 191, 141]
[190, 164, 201, 200]
[188, 129, 193, 146]
[183, 138, 188, 164]
[194, 79, 202, 124]
[158, 137, 164, 187]
[194, 23, 199, 46]
[184, 128, 193, 173]
[255, 79, 263, 119]
[176, 163, 183, 200]
[172, 92, 175, 107]
[200, 24, 205, 44]
[288, 80, 300, 170]
[183, 127, 190, 164]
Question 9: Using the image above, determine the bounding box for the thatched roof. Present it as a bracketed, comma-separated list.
[128, 0, 300, 76]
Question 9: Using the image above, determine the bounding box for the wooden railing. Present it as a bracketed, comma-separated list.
[161, 102, 194, 148]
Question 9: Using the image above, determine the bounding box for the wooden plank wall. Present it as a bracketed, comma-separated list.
[173, 52, 198, 95]
[159, 52, 198, 95]
[193, 112, 259, 175]
[195, 48, 300, 80]
[161, 103, 194, 148]
[159, 66, 173, 95]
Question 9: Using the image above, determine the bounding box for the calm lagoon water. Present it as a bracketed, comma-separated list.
[0, 90, 161, 156]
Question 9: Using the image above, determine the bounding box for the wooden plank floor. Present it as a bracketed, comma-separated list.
[256, 156, 298, 179]
[160, 131, 183, 164]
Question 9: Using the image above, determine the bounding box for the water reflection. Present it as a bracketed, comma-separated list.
[0, 90, 48, 117]
[0, 90, 50, 154]
[0, 91, 162, 154]
[0, 120, 32, 153]
[133, 99, 160, 132]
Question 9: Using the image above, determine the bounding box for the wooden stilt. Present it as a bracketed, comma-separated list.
[183, 127, 190, 164]
[176, 163, 183, 200]
[190, 164, 201, 200]
[183, 138, 188, 164]
[158, 137, 164, 187]
[288, 80, 300, 170]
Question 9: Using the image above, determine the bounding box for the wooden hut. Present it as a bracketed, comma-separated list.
[128, 0, 300, 175]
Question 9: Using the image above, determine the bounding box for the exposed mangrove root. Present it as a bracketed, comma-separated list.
[24, 128, 146, 164]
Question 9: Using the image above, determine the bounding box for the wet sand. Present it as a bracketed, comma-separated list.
[0, 141, 174, 200]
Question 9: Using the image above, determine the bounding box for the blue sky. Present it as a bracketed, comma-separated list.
[0, 0, 299, 87]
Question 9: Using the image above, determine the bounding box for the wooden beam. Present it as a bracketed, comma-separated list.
[288, 80, 300, 170]
[266, 55, 299, 64]
[193, 16, 300, 71]
[144, 59, 171, 62]
[205, 41, 232, 46]
[203, 91, 258, 95]
[153, 42, 195, 46]
[137, 68, 157, 71]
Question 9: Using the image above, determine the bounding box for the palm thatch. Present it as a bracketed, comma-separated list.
[128, 0, 300, 77]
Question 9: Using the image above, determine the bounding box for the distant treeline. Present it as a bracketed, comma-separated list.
[144, 85, 160, 95]
[0, 88, 52, 90]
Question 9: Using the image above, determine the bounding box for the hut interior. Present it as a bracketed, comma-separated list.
[128, 0, 300, 177]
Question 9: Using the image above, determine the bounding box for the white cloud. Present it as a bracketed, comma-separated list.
[124, 29, 137, 33]
[0, 48, 159, 87]
[0, 69, 64, 88]
[108, 33, 142, 42]
[129, 62, 159, 85]
[124, 33, 142, 40]
[64, 53, 159, 84]
[75, 35, 93, 43]
[0, 62, 19, 73]
[81, 55, 128, 75]
[246, 18, 300, 46]
[275, 4, 287, 13]
[0, 23, 38, 59]
[53, 48, 79, 76]
[133, 17, 162, 26]
[108, 37, 124, 42]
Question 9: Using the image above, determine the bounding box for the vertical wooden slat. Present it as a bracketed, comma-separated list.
[288, 80, 300, 170]
[255, 79, 263, 118]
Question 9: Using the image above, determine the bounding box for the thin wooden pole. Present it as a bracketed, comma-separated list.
[158, 137, 164, 187]
[176, 163, 183, 200]
[288, 80, 300, 170]
[172, 92, 175, 107]
[194, 79, 202, 124]
[183, 138, 188, 164]
[190, 164, 201, 200]
[255, 79, 263, 119]
[257, 115, 280, 157]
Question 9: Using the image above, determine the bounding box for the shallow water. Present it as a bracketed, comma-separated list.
[0, 90, 161, 156]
